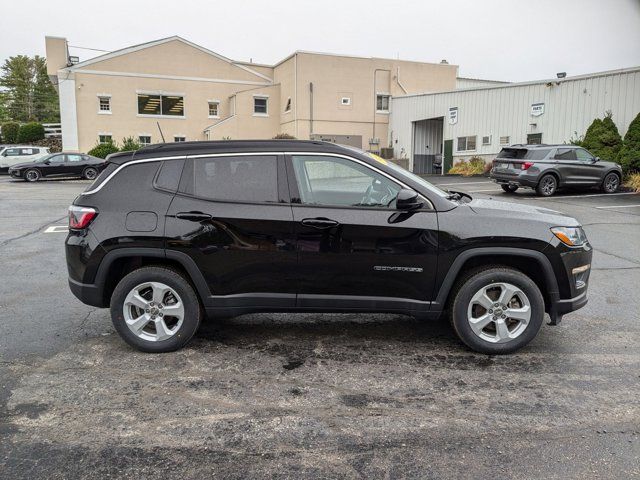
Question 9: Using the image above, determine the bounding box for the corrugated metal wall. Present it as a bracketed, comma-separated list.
[390, 68, 640, 171]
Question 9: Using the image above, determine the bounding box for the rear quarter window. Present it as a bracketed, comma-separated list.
[154, 159, 185, 192]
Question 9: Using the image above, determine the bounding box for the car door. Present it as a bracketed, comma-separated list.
[42, 153, 67, 177]
[574, 148, 605, 184]
[66, 153, 86, 176]
[285, 153, 439, 313]
[553, 148, 585, 184]
[164, 153, 297, 307]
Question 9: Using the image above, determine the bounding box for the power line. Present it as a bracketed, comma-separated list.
[68, 45, 110, 53]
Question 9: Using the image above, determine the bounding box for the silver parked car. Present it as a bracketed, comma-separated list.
[0, 146, 51, 173]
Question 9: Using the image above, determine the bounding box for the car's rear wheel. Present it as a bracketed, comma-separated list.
[24, 169, 41, 182]
[601, 172, 620, 193]
[83, 167, 98, 180]
[450, 267, 545, 354]
[501, 184, 519, 193]
[536, 174, 557, 196]
[110, 266, 202, 353]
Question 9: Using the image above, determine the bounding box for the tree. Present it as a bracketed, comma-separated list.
[88, 141, 120, 159]
[581, 112, 622, 161]
[120, 136, 142, 152]
[619, 112, 640, 173]
[0, 55, 59, 122]
[17, 122, 45, 143]
[2, 121, 19, 143]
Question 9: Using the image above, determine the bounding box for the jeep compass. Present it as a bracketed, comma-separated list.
[66, 140, 592, 354]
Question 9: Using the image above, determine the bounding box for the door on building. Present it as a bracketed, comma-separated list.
[412, 118, 444, 174]
[527, 133, 543, 145]
[443, 140, 453, 174]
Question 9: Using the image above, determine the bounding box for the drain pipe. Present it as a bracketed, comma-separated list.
[309, 82, 314, 136]
[373, 68, 390, 151]
[396, 66, 408, 94]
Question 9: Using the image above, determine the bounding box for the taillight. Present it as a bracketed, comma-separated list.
[69, 205, 97, 229]
[521, 161, 534, 170]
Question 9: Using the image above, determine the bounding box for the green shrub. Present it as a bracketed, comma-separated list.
[88, 141, 120, 159]
[581, 112, 622, 161]
[120, 136, 141, 152]
[17, 122, 45, 143]
[273, 133, 296, 139]
[619, 112, 640, 174]
[449, 156, 487, 176]
[2, 121, 20, 143]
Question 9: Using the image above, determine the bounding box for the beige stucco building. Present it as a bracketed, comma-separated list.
[46, 36, 458, 153]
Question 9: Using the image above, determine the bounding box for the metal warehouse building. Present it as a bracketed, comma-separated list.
[389, 67, 640, 173]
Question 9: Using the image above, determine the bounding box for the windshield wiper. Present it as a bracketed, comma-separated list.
[445, 189, 472, 202]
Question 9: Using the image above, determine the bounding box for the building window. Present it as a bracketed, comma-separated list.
[457, 136, 477, 152]
[253, 96, 268, 115]
[341, 97, 351, 106]
[98, 96, 111, 113]
[208, 101, 219, 118]
[98, 135, 112, 144]
[376, 94, 390, 112]
[174, 136, 186, 142]
[499, 136, 510, 145]
[137, 94, 184, 117]
[139, 135, 151, 146]
[284, 97, 292, 112]
[482, 135, 492, 146]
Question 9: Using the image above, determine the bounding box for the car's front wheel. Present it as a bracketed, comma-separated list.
[110, 266, 202, 353]
[536, 174, 557, 196]
[501, 184, 519, 193]
[24, 169, 41, 182]
[450, 267, 545, 354]
[601, 172, 620, 193]
[83, 167, 99, 180]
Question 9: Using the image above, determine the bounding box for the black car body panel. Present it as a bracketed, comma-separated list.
[66, 140, 592, 325]
[490, 144, 622, 190]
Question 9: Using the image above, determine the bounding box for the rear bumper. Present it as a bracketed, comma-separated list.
[68, 277, 106, 308]
[490, 172, 539, 188]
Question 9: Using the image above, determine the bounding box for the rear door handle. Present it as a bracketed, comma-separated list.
[176, 211, 212, 222]
[301, 217, 340, 229]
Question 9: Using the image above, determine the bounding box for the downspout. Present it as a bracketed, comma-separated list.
[309, 82, 314, 135]
[294, 53, 298, 138]
[373, 68, 390, 151]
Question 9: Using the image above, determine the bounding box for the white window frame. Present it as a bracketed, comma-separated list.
[208, 100, 220, 118]
[341, 97, 352, 106]
[457, 135, 477, 152]
[136, 91, 186, 119]
[482, 135, 492, 146]
[499, 135, 510, 145]
[253, 94, 269, 117]
[98, 133, 113, 144]
[376, 93, 390, 113]
[97, 94, 111, 114]
[174, 135, 187, 142]
[138, 135, 152, 146]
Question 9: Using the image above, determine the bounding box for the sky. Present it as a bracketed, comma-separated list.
[1, 0, 640, 82]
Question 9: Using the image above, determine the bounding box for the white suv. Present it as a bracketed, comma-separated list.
[0, 146, 51, 173]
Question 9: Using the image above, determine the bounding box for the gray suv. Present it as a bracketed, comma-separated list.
[490, 144, 623, 196]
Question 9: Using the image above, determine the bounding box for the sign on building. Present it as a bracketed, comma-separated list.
[531, 103, 545, 117]
[448, 107, 458, 125]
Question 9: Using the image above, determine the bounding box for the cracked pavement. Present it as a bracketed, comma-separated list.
[0, 175, 639, 479]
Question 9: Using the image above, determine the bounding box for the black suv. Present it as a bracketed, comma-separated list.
[66, 140, 592, 354]
[490, 144, 622, 196]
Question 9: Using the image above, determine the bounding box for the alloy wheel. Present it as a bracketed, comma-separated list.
[84, 168, 98, 180]
[540, 176, 556, 196]
[604, 174, 619, 193]
[123, 282, 185, 342]
[25, 169, 40, 182]
[466, 282, 532, 344]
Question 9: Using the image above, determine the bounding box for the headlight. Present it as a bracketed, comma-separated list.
[551, 226, 588, 246]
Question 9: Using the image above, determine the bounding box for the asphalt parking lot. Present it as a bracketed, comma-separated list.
[1, 174, 639, 479]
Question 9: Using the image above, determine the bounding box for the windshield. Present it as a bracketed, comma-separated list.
[497, 148, 551, 160]
[366, 152, 450, 198]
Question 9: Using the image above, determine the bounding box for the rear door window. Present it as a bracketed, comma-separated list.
[67, 154, 83, 162]
[555, 148, 577, 161]
[187, 156, 279, 203]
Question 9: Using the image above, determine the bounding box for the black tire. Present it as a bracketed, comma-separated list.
[501, 184, 519, 193]
[83, 167, 98, 180]
[110, 266, 202, 353]
[24, 168, 41, 182]
[449, 267, 545, 355]
[536, 174, 557, 197]
[601, 172, 620, 193]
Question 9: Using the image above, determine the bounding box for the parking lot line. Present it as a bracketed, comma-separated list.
[533, 192, 637, 200]
[44, 225, 69, 233]
[469, 189, 502, 193]
[595, 204, 640, 209]
[436, 181, 494, 186]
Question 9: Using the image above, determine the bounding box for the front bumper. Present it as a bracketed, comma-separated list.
[547, 242, 593, 324]
[8, 169, 22, 178]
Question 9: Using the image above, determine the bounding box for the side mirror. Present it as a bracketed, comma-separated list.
[396, 188, 423, 210]
[594, 157, 600, 162]
[43, 160, 50, 165]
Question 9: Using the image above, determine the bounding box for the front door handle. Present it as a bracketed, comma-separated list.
[176, 211, 212, 222]
[301, 217, 339, 229]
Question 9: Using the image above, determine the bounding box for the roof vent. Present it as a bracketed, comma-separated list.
[440, 59, 449, 64]
[556, 72, 566, 78]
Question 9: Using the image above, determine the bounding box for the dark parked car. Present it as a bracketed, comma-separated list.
[490, 144, 623, 196]
[66, 140, 592, 355]
[8, 153, 106, 182]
